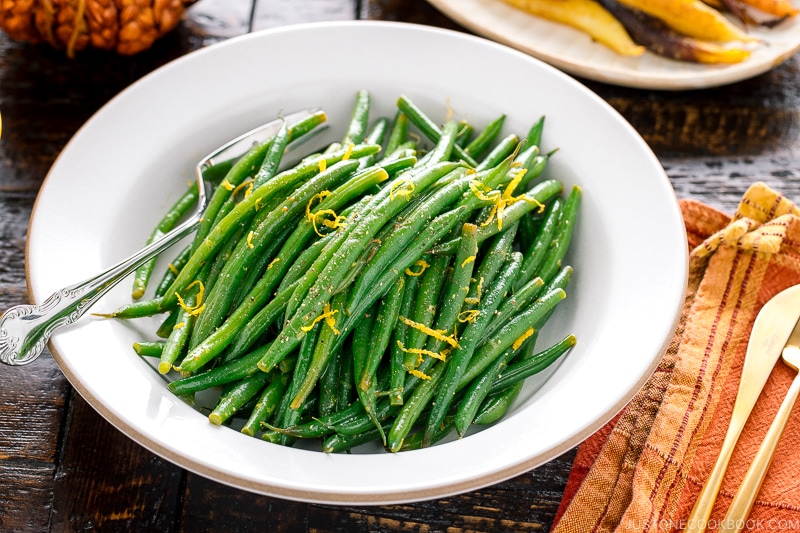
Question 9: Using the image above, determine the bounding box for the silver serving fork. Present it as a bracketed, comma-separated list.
[0, 109, 315, 366]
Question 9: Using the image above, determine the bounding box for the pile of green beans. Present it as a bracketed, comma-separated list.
[121, 90, 580, 453]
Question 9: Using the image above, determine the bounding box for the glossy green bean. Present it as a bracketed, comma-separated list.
[395, 95, 478, 166]
[241, 372, 290, 437]
[464, 114, 506, 160]
[422, 250, 523, 446]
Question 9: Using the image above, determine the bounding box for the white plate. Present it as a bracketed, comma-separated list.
[26, 21, 687, 504]
[428, 0, 800, 90]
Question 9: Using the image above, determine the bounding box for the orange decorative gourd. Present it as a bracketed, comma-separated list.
[0, 0, 196, 57]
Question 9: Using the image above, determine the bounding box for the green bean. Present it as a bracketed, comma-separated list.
[257, 161, 465, 373]
[241, 372, 290, 437]
[132, 341, 164, 357]
[289, 290, 349, 410]
[276, 234, 331, 296]
[429, 178, 563, 254]
[182, 277, 300, 372]
[168, 343, 271, 396]
[400, 416, 455, 451]
[187, 168, 389, 368]
[359, 277, 405, 396]
[538, 185, 581, 285]
[154, 243, 191, 298]
[155, 309, 179, 338]
[422, 250, 523, 446]
[474, 134, 519, 171]
[158, 266, 209, 374]
[489, 334, 577, 394]
[194, 111, 328, 252]
[387, 359, 446, 452]
[415, 120, 458, 167]
[384, 111, 410, 158]
[253, 119, 290, 189]
[464, 114, 506, 160]
[346, 154, 517, 311]
[323, 421, 393, 453]
[132, 182, 199, 299]
[317, 341, 345, 419]
[455, 121, 474, 148]
[483, 276, 545, 341]
[349, 304, 386, 441]
[190, 159, 362, 348]
[526, 115, 545, 148]
[336, 345, 355, 413]
[396, 95, 478, 166]
[358, 117, 390, 169]
[109, 143, 381, 320]
[402, 254, 450, 369]
[514, 197, 563, 290]
[458, 287, 567, 387]
[422, 223, 479, 358]
[266, 325, 319, 446]
[462, 222, 519, 313]
[266, 400, 367, 439]
[343, 89, 371, 145]
[389, 273, 419, 405]
[454, 346, 515, 437]
[473, 382, 523, 426]
[209, 371, 270, 426]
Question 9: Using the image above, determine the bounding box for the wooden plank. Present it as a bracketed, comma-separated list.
[50, 395, 184, 532]
[362, 0, 463, 29]
[252, 0, 356, 30]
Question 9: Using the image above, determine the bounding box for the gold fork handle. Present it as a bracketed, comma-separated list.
[685, 415, 747, 533]
[720, 373, 800, 533]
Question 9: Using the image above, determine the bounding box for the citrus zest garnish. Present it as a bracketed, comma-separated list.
[512, 327, 535, 350]
[318, 159, 327, 172]
[405, 259, 429, 277]
[310, 208, 346, 237]
[306, 191, 331, 221]
[220, 178, 235, 191]
[174, 322, 186, 330]
[390, 179, 415, 201]
[167, 263, 180, 275]
[246, 231, 255, 249]
[175, 280, 206, 317]
[461, 255, 476, 268]
[396, 340, 446, 362]
[342, 142, 354, 160]
[232, 178, 253, 200]
[268, 257, 280, 270]
[300, 303, 340, 335]
[408, 368, 431, 380]
[398, 316, 459, 348]
[458, 310, 480, 323]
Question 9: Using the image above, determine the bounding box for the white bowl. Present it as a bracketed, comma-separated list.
[26, 21, 687, 504]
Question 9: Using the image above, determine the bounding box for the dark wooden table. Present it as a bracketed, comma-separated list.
[1, 1, 799, 531]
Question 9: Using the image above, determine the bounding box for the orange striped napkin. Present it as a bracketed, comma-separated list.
[552, 183, 800, 532]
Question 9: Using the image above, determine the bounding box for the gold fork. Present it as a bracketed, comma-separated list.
[718, 318, 800, 532]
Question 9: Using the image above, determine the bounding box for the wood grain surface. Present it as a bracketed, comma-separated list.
[1, 0, 799, 531]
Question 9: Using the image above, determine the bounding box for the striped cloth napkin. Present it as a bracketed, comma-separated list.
[552, 183, 800, 532]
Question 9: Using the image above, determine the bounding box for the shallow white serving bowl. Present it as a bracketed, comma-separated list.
[25, 21, 687, 504]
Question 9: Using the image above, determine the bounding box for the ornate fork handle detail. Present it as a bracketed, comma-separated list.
[0, 193, 205, 366]
[0, 110, 313, 367]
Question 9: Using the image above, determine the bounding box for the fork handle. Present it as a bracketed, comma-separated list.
[720, 373, 800, 532]
[685, 415, 746, 533]
[0, 213, 201, 366]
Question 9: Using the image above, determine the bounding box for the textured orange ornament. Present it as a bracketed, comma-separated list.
[0, 0, 195, 57]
